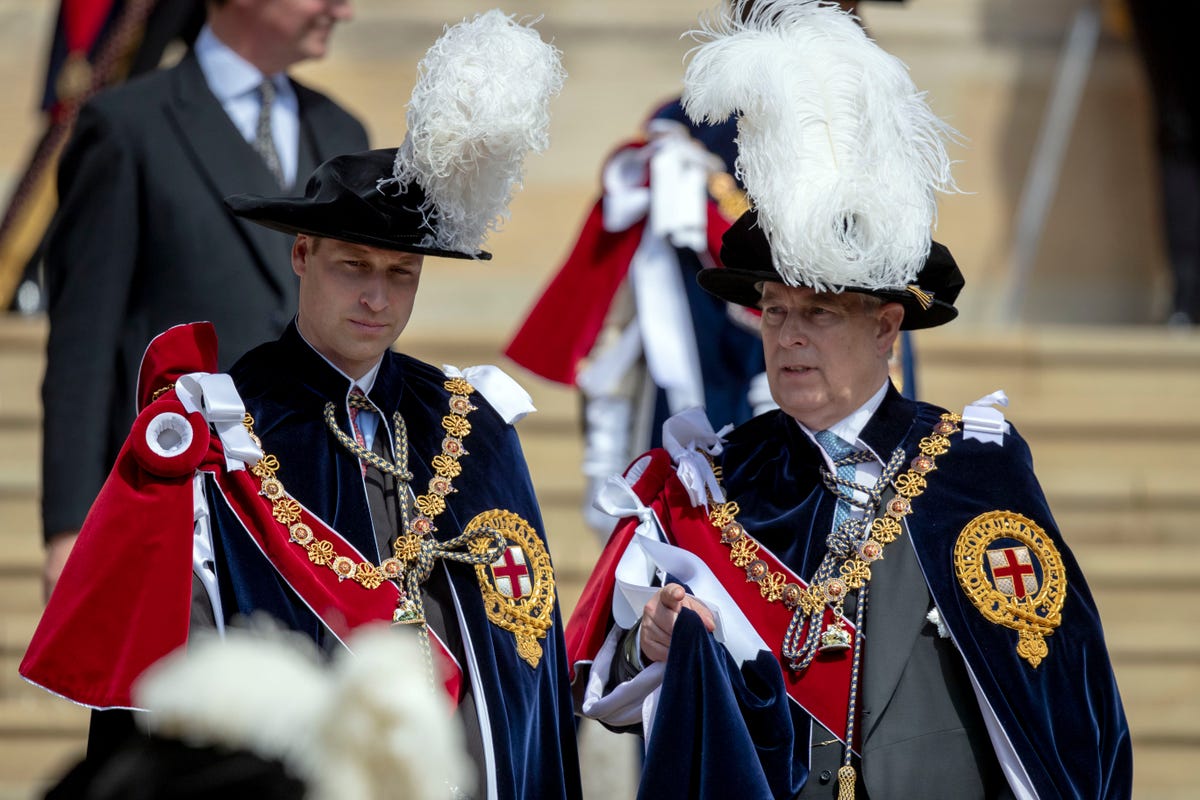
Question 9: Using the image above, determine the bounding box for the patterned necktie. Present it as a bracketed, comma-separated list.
[348, 387, 369, 477]
[814, 429, 857, 531]
[254, 79, 285, 186]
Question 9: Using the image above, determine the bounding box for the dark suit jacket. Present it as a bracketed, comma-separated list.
[42, 51, 368, 537]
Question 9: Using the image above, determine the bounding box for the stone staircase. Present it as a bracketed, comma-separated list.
[0, 317, 87, 800]
[3, 316, 1200, 798]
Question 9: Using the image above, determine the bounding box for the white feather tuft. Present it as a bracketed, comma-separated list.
[390, 10, 566, 256]
[135, 623, 326, 766]
[134, 621, 468, 800]
[682, 0, 959, 291]
[308, 626, 471, 800]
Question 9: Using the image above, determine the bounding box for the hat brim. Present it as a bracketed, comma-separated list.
[706, 209, 963, 330]
[225, 194, 492, 261]
[696, 266, 958, 331]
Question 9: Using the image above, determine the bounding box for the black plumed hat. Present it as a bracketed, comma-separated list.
[698, 209, 964, 330]
[224, 148, 489, 260]
[684, 1, 964, 330]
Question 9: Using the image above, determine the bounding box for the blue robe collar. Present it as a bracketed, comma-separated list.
[269, 321, 409, 417]
[856, 383, 923, 461]
[722, 382, 922, 494]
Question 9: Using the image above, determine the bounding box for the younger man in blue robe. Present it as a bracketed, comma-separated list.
[23, 12, 581, 799]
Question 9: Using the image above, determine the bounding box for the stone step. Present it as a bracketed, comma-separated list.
[0, 319, 42, 423]
[0, 575, 39, 617]
[1134, 746, 1200, 800]
[0, 425, 39, 476]
[0, 635, 1194, 793]
[5, 318, 1200, 418]
[0, 483, 1195, 580]
[0, 696, 87, 793]
[3, 545, 1194, 666]
[1116, 662, 1200, 746]
[5, 422, 1200, 526]
[0, 488, 37, 556]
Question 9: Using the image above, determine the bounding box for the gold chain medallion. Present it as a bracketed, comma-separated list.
[467, 509, 555, 668]
[953, 510, 1066, 667]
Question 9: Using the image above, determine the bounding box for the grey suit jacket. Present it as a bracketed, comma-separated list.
[42, 52, 368, 536]
[801, 524, 1013, 799]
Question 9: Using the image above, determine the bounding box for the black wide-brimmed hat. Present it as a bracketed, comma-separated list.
[225, 148, 490, 260]
[698, 209, 964, 330]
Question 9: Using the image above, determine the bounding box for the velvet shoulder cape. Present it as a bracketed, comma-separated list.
[567, 389, 1131, 799]
[23, 322, 582, 800]
[211, 324, 583, 800]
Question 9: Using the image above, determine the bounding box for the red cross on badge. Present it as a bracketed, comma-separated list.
[491, 546, 532, 599]
[987, 546, 1038, 599]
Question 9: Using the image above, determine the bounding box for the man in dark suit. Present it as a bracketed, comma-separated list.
[41, 0, 368, 596]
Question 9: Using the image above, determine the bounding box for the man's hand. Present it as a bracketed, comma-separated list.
[43, 531, 79, 602]
[639, 582, 716, 663]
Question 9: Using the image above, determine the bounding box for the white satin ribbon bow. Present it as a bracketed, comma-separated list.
[962, 389, 1011, 446]
[662, 408, 733, 507]
[174, 372, 262, 471]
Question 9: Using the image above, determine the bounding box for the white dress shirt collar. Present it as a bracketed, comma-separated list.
[195, 25, 282, 104]
[194, 25, 299, 186]
[796, 379, 890, 468]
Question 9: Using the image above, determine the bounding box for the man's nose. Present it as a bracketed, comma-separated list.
[777, 314, 807, 347]
[329, 0, 353, 21]
[360, 277, 387, 311]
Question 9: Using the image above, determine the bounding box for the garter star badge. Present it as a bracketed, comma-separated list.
[953, 510, 1066, 668]
[467, 509, 555, 668]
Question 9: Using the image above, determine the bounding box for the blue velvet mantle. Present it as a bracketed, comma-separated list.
[211, 323, 581, 800]
[641, 385, 1131, 799]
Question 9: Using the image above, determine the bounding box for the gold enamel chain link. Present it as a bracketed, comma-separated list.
[242, 377, 478, 590]
[706, 413, 963, 615]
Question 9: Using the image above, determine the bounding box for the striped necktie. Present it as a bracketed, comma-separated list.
[348, 387, 369, 477]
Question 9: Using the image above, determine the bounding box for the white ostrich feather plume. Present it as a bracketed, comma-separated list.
[134, 622, 468, 800]
[682, 0, 959, 291]
[134, 623, 326, 767]
[309, 626, 473, 800]
[389, 9, 566, 256]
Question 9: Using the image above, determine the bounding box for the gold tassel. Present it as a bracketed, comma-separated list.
[905, 284, 934, 310]
[837, 765, 856, 800]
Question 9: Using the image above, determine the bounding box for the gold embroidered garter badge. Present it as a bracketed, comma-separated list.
[467, 509, 555, 668]
[953, 510, 1066, 668]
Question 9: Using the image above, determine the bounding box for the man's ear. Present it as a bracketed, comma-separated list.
[876, 302, 904, 355]
[291, 235, 309, 279]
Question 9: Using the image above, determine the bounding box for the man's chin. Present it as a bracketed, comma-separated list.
[774, 393, 829, 427]
[302, 33, 331, 58]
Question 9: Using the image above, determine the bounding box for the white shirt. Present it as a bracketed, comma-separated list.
[296, 324, 384, 449]
[195, 25, 300, 187]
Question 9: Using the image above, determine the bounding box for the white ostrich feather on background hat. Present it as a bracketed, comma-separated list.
[135, 622, 471, 800]
[682, 0, 959, 291]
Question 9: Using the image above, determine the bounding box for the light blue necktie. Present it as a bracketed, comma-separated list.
[815, 429, 857, 531]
